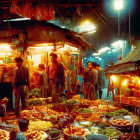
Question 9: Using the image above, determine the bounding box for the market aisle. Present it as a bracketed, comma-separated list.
[80, 88, 114, 100]
[102, 88, 114, 100]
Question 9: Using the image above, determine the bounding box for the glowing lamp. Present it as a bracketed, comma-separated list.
[111, 75, 117, 82]
[122, 79, 128, 86]
[114, 0, 124, 11]
[138, 79, 140, 85]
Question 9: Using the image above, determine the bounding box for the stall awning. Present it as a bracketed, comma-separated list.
[0, 20, 96, 52]
[104, 45, 140, 74]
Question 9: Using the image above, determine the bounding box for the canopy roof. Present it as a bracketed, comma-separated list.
[104, 45, 140, 75]
[0, 20, 96, 51]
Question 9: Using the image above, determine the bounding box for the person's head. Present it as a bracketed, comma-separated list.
[87, 62, 92, 70]
[38, 63, 45, 71]
[18, 118, 29, 132]
[96, 64, 100, 70]
[14, 57, 23, 68]
[9, 127, 19, 140]
[50, 52, 57, 63]
[92, 62, 98, 69]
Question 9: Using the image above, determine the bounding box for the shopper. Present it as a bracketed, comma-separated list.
[96, 64, 104, 99]
[82, 62, 96, 100]
[15, 118, 29, 140]
[37, 63, 49, 98]
[92, 62, 98, 99]
[13, 57, 29, 117]
[47, 53, 65, 102]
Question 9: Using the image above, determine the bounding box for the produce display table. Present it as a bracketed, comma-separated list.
[0, 97, 139, 140]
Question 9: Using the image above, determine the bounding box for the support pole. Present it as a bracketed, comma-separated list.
[118, 11, 120, 58]
[107, 76, 110, 99]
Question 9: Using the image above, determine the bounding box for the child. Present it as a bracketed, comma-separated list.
[15, 118, 29, 140]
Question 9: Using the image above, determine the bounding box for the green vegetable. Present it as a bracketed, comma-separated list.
[47, 129, 60, 138]
[65, 99, 80, 105]
[27, 98, 44, 106]
[105, 109, 129, 117]
[29, 88, 41, 99]
[98, 128, 121, 138]
[77, 108, 93, 114]
[97, 122, 109, 128]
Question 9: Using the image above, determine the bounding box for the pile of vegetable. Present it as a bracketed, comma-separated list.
[65, 99, 80, 105]
[79, 99, 91, 108]
[96, 122, 110, 128]
[46, 129, 61, 139]
[104, 109, 129, 117]
[77, 108, 93, 114]
[26, 98, 44, 107]
[29, 88, 41, 99]
[98, 128, 121, 138]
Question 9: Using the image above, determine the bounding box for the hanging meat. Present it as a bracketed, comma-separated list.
[10, 1, 55, 20]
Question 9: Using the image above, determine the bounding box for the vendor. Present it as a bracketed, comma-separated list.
[47, 53, 65, 102]
[13, 57, 29, 117]
[37, 63, 49, 98]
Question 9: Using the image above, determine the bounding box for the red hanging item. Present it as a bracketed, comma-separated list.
[41, 5, 49, 20]
[10, 1, 23, 16]
[16, 6, 23, 17]
[48, 5, 55, 20]
[10, 1, 18, 14]
[10, 1, 55, 20]
[23, 3, 31, 18]
[30, 7, 36, 19]
[35, 6, 42, 20]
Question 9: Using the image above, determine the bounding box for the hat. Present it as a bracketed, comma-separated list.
[14, 57, 23, 63]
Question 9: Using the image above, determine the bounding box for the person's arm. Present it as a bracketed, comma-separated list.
[60, 63, 65, 89]
[93, 70, 98, 85]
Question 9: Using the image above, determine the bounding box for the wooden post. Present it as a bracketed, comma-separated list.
[107, 76, 110, 99]
[46, 49, 48, 71]
[78, 47, 82, 75]
[112, 81, 115, 101]
[119, 76, 122, 104]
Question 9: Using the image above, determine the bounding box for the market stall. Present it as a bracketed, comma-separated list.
[104, 45, 140, 119]
[0, 20, 95, 107]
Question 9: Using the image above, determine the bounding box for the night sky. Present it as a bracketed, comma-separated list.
[84, 0, 140, 50]
[131, 0, 140, 37]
